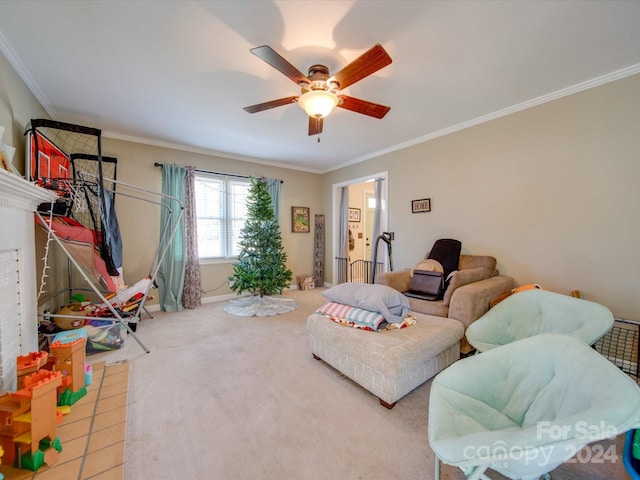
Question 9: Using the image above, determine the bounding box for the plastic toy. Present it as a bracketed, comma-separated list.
[0, 370, 64, 470]
[0, 328, 89, 471]
[49, 335, 88, 406]
[16, 351, 48, 389]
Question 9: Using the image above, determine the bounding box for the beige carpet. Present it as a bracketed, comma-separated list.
[93, 288, 629, 480]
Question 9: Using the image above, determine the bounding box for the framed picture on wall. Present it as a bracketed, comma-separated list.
[348, 208, 361, 222]
[291, 206, 310, 233]
[411, 198, 431, 213]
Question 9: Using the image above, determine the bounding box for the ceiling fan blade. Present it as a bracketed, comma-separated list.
[243, 96, 298, 114]
[332, 44, 392, 90]
[250, 45, 310, 86]
[308, 116, 323, 136]
[338, 95, 390, 119]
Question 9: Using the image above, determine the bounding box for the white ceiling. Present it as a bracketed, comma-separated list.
[1, 1, 640, 173]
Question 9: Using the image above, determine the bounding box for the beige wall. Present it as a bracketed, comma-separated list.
[2, 51, 323, 308]
[101, 138, 323, 302]
[324, 74, 640, 320]
[1, 52, 66, 309]
[0, 52, 48, 174]
[4, 48, 640, 320]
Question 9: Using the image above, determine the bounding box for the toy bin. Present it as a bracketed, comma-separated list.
[84, 321, 126, 354]
[52, 327, 88, 344]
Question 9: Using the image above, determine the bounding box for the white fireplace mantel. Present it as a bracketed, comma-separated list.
[0, 169, 56, 392]
[0, 169, 57, 210]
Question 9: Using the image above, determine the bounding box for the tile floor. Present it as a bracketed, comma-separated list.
[0, 360, 128, 480]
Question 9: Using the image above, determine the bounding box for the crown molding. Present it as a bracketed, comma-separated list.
[333, 62, 640, 172]
[2, 24, 637, 176]
[101, 130, 324, 174]
[0, 31, 57, 120]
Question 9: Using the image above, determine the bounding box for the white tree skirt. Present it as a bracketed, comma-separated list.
[224, 295, 298, 317]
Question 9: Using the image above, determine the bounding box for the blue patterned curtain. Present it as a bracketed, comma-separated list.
[181, 166, 201, 309]
[158, 164, 186, 312]
[264, 178, 281, 222]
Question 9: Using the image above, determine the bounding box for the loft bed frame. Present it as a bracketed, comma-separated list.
[28, 119, 183, 354]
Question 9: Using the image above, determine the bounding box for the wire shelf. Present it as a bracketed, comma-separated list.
[594, 318, 639, 383]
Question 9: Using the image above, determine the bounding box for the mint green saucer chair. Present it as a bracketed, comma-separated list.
[429, 333, 640, 480]
[465, 289, 613, 353]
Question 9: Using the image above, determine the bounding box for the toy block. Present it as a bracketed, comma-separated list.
[49, 333, 87, 405]
[16, 351, 48, 389]
[0, 369, 64, 470]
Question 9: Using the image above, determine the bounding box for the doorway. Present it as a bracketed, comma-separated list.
[332, 172, 388, 285]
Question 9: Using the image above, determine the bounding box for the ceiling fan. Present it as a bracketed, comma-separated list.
[243, 44, 392, 136]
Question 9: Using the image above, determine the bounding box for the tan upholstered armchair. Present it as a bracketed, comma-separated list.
[375, 254, 514, 353]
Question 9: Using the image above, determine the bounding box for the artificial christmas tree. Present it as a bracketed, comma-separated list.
[226, 178, 295, 316]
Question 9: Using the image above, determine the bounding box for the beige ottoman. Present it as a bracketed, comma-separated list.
[307, 312, 464, 408]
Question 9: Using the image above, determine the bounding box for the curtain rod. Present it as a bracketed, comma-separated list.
[153, 162, 283, 183]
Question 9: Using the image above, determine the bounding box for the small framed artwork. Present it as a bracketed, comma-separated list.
[411, 198, 431, 213]
[291, 206, 310, 233]
[348, 207, 361, 222]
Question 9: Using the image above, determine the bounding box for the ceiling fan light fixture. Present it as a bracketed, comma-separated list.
[297, 90, 339, 118]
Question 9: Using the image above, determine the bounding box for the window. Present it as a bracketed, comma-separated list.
[195, 174, 251, 259]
